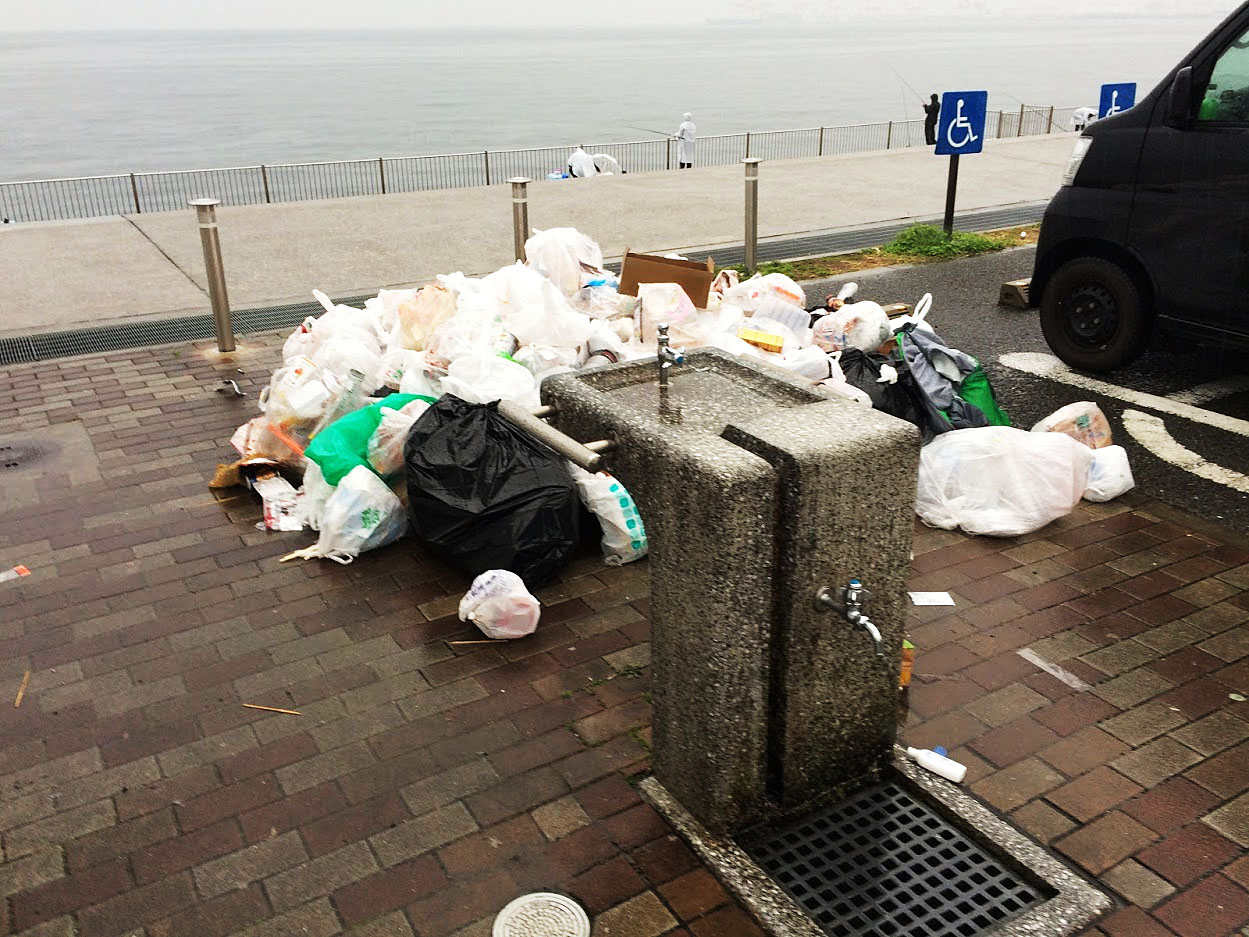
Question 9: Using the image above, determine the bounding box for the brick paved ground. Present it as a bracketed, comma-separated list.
[1, 336, 1247, 937]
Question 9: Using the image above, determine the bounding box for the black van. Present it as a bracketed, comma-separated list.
[1031, 3, 1249, 373]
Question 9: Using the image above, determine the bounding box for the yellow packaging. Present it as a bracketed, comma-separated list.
[738, 328, 785, 354]
[899, 638, 915, 689]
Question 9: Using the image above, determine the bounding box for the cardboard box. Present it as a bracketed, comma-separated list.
[618, 249, 715, 309]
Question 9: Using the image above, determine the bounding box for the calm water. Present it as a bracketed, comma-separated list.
[0, 16, 1226, 181]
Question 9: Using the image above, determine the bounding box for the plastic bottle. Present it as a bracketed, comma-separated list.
[905, 747, 967, 784]
[310, 368, 366, 438]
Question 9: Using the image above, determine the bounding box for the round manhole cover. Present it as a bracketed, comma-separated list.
[493, 893, 590, 937]
[0, 443, 44, 470]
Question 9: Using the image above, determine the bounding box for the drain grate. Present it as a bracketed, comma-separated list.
[740, 778, 1049, 937]
[0, 443, 44, 469]
[0, 294, 375, 367]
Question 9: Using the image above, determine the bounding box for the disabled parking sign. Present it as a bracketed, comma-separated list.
[934, 91, 988, 156]
[1099, 82, 1136, 119]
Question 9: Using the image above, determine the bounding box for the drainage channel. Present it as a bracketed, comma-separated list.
[0, 294, 374, 367]
[0, 202, 1044, 369]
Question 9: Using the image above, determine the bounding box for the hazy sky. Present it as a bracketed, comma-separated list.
[2, 0, 1230, 30]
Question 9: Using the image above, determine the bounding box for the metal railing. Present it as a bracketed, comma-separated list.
[0, 105, 1080, 224]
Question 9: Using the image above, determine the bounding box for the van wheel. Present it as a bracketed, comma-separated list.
[1040, 257, 1150, 372]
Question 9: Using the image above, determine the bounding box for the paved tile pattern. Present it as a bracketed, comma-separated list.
[1, 337, 1248, 936]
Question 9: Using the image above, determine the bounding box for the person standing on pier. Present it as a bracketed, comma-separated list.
[923, 94, 940, 145]
[674, 112, 696, 168]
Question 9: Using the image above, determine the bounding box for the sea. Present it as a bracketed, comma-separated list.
[0, 14, 1229, 182]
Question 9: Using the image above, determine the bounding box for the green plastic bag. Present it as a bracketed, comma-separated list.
[959, 367, 1011, 427]
[305, 393, 435, 485]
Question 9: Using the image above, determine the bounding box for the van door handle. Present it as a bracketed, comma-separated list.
[1137, 185, 1178, 194]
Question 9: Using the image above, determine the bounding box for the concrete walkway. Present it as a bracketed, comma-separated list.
[0, 136, 1074, 337]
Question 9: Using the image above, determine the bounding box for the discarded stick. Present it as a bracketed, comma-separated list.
[243, 703, 302, 715]
[14, 671, 30, 708]
[447, 639, 506, 646]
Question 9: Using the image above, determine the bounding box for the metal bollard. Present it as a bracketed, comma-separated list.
[189, 198, 234, 352]
[508, 177, 531, 263]
[743, 158, 761, 274]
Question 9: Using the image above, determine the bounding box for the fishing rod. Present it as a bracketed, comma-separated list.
[888, 65, 926, 103]
[626, 125, 674, 137]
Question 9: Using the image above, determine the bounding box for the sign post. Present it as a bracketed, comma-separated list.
[1099, 82, 1137, 119]
[934, 90, 988, 237]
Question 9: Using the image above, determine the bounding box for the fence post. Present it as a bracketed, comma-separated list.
[743, 158, 761, 274]
[378, 157, 387, 194]
[997, 111, 1005, 139]
[484, 151, 491, 185]
[818, 126, 825, 157]
[129, 173, 141, 214]
[1046, 105, 1055, 134]
[1017, 104, 1025, 137]
[189, 198, 234, 353]
[886, 121, 893, 150]
[665, 138, 671, 170]
[508, 177, 530, 263]
[260, 165, 271, 203]
[745, 132, 751, 158]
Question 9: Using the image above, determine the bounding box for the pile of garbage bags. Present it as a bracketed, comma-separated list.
[225, 223, 1136, 595]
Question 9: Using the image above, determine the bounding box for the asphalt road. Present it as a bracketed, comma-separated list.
[804, 247, 1249, 533]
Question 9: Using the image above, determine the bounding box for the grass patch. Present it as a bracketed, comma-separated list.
[721, 223, 1038, 282]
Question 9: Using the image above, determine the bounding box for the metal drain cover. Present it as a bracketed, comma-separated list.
[0, 443, 45, 470]
[493, 893, 590, 937]
[741, 778, 1049, 937]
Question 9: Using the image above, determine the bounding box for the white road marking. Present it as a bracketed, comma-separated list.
[1167, 375, 1249, 406]
[998, 352, 1249, 438]
[1121, 410, 1249, 494]
[1016, 648, 1093, 691]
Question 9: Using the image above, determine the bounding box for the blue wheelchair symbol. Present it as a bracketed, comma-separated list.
[934, 91, 988, 156]
[1099, 82, 1136, 119]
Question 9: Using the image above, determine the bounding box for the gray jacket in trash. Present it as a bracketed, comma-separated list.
[896, 326, 990, 436]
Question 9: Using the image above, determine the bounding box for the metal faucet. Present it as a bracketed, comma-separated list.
[657, 323, 685, 388]
[815, 578, 885, 658]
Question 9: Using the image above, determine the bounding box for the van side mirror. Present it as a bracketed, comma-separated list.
[1167, 67, 1193, 125]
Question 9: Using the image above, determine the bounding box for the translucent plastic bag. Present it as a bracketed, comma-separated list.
[524, 227, 606, 296]
[378, 349, 425, 391]
[1084, 445, 1135, 502]
[636, 282, 698, 344]
[458, 569, 542, 639]
[440, 353, 540, 409]
[567, 464, 648, 565]
[391, 283, 457, 351]
[916, 426, 1094, 537]
[721, 272, 806, 311]
[1032, 402, 1113, 449]
[282, 465, 407, 564]
[502, 279, 592, 356]
[311, 337, 381, 391]
[812, 302, 892, 353]
[297, 461, 334, 531]
[426, 293, 513, 367]
[367, 399, 431, 477]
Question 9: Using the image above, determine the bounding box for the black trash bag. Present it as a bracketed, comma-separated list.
[838, 348, 932, 443]
[403, 396, 580, 588]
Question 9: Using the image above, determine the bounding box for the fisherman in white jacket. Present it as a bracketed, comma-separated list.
[674, 112, 696, 169]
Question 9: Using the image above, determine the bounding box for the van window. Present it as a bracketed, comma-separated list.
[1199, 27, 1249, 122]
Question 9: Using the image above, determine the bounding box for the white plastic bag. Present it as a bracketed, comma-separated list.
[916, 427, 1095, 537]
[366, 400, 430, 477]
[378, 349, 426, 391]
[1032, 401, 1113, 449]
[720, 272, 806, 312]
[458, 569, 542, 639]
[636, 282, 698, 344]
[567, 464, 648, 565]
[440, 353, 540, 409]
[524, 227, 606, 296]
[297, 461, 334, 531]
[283, 465, 407, 564]
[812, 302, 892, 353]
[1084, 445, 1135, 502]
[502, 279, 592, 356]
